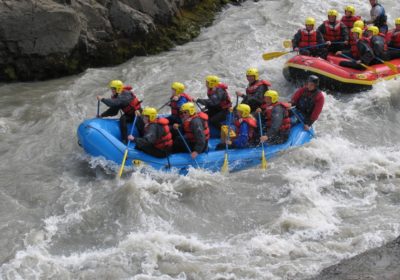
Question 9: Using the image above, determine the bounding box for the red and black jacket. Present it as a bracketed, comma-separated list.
[146, 118, 173, 150]
[182, 112, 210, 143]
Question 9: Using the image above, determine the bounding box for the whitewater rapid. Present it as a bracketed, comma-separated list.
[1, 0, 400, 279]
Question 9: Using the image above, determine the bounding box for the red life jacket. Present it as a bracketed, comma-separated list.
[146, 118, 173, 150]
[389, 30, 400, 48]
[170, 92, 193, 116]
[182, 112, 210, 143]
[323, 20, 342, 42]
[117, 86, 141, 116]
[361, 36, 372, 47]
[341, 15, 361, 30]
[246, 80, 272, 95]
[298, 29, 318, 48]
[262, 102, 291, 133]
[234, 116, 257, 140]
[207, 83, 232, 110]
[349, 37, 360, 59]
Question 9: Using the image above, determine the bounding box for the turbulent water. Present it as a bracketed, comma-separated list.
[1, 0, 400, 279]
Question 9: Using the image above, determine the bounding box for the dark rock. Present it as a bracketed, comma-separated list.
[309, 235, 400, 280]
[0, 0, 238, 82]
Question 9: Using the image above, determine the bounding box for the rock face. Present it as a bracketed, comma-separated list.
[309, 235, 400, 280]
[0, 0, 236, 81]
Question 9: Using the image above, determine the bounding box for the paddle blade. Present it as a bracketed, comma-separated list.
[361, 63, 378, 74]
[262, 51, 290, 61]
[261, 150, 267, 170]
[283, 40, 292, 48]
[117, 149, 129, 178]
[383, 61, 398, 73]
[221, 153, 229, 173]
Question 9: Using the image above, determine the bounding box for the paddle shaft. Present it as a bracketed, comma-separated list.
[176, 128, 200, 168]
[290, 108, 314, 137]
[284, 39, 344, 48]
[263, 43, 328, 61]
[257, 112, 267, 170]
[97, 100, 100, 117]
[221, 96, 238, 173]
[374, 57, 398, 73]
[339, 53, 376, 72]
[225, 96, 239, 146]
[195, 101, 204, 112]
[157, 100, 171, 111]
[117, 116, 138, 178]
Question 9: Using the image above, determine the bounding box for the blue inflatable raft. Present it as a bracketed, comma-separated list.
[77, 118, 314, 174]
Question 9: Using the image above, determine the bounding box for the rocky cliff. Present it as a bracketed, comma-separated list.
[0, 0, 240, 82]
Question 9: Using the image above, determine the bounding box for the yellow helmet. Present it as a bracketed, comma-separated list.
[109, 80, 124, 94]
[171, 82, 185, 95]
[353, 20, 364, 29]
[395, 18, 400, 25]
[205, 75, 220, 88]
[246, 68, 259, 80]
[327, 9, 339, 17]
[351, 27, 363, 39]
[236, 104, 251, 118]
[180, 102, 196, 116]
[142, 107, 158, 122]
[367, 25, 379, 36]
[344, 5, 355, 15]
[305, 17, 316, 26]
[264, 90, 279, 104]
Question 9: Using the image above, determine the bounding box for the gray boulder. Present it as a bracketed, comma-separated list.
[309, 235, 400, 280]
[0, 0, 233, 81]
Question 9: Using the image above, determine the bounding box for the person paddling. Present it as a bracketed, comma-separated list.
[290, 75, 324, 131]
[341, 5, 361, 33]
[167, 82, 193, 126]
[336, 27, 376, 70]
[365, 0, 388, 34]
[216, 104, 257, 150]
[317, 9, 349, 53]
[127, 107, 172, 158]
[235, 68, 271, 113]
[256, 90, 291, 145]
[367, 25, 390, 61]
[387, 18, 400, 59]
[97, 80, 143, 144]
[172, 102, 209, 159]
[292, 17, 327, 59]
[194, 75, 232, 130]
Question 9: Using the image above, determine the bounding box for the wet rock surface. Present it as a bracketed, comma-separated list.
[0, 0, 237, 81]
[309, 235, 400, 280]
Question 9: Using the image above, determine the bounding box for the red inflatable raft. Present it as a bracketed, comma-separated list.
[283, 54, 400, 93]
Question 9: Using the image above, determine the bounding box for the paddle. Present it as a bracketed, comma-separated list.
[157, 100, 171, 111]
[195, 100, 205, 112]
[374, 57, 398, 73]
[176, 128, 200, 168]
[339, 53, 378, 73]
[221, 96, 238, 173]
[117, 116, 138, 178]
[283, 40, 345, 49]
[262, 43, 328, 61]
[290, 108, 314, 137]
[283, 39, 292, 48]
[257, 112, 267, 170]
[97, 100, 100, 117]
[221, 110, 233, 173]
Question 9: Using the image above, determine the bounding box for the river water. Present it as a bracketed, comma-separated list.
[1, 0, 400, 279]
